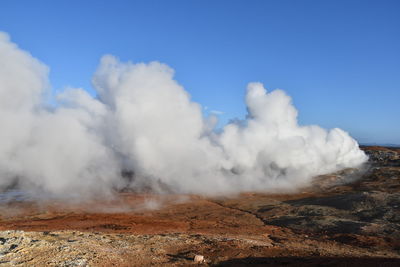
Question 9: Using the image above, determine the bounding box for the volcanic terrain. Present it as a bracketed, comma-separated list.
[0, 146, 399, 266]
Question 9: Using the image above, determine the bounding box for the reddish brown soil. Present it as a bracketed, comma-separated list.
[1, 191, 400, 266]
[0, 193, 275, 236]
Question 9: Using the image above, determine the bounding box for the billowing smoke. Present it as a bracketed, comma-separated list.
[0, 32, 367, 199]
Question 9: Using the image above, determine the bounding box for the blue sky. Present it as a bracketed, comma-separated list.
[1, 0, 399, 144]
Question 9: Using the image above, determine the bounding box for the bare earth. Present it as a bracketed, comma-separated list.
[0, 146, 399, 266]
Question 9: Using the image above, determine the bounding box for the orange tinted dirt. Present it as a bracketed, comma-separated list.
[0, 193, 275, 237]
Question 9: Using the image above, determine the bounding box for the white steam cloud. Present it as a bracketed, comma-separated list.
[0, 32, 367, 199]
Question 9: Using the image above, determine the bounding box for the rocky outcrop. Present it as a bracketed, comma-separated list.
[362, 146, 400, 166]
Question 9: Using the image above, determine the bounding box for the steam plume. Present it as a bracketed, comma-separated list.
[0, 32, 367, 199]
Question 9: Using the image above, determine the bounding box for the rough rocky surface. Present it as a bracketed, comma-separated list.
[362, 146, 400, 167]
[0, 146, 399, 266]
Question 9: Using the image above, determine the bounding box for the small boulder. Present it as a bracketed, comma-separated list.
[194, 254, 205, 263]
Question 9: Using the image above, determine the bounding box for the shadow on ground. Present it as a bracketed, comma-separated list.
[215, 256, 400, 267]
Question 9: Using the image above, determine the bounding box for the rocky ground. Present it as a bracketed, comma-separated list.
[0, 146, 399, 266]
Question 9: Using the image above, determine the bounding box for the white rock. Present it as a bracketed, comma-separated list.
[194, 254, 204, 263]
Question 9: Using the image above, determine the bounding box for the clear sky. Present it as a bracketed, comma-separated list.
[1, 0, 399, 145]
